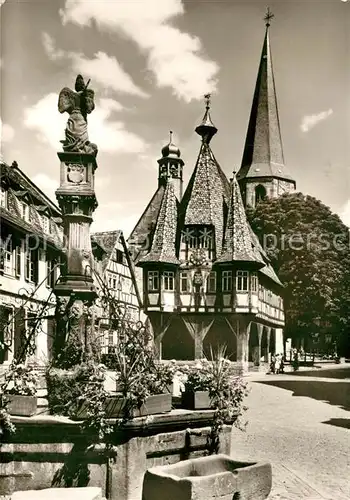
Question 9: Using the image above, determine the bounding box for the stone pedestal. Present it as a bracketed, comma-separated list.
[53, 152, 98, 358]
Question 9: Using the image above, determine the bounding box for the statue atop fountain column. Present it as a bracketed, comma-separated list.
[58, 74, 98, 156]
[53, 75, 99, 367]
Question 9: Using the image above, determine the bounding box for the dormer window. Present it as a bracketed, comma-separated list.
[182, 226, 215, 260]
[148, 270, 159, 291]
[21, 201, 29, 221]
[0, 186, 7, 209]
[236, 270, 249, 291]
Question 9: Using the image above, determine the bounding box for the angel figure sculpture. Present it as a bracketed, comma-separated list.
[58, 74, 98, 156]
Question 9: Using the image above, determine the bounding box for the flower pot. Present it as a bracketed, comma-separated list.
[181, 390, 213, 410]
[143, 454, 272, 500]
[75, 393, 172, 419]
[6, 395, 38, 417]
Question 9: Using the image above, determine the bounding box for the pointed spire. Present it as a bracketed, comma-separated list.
[195, 94, 218, 144]
[138, 181, 180, 265]
[237, 12, 295, 183]
[216, 172, 264, 266]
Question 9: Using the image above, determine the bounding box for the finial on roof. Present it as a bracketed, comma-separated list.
[161, 130, 181, 158]
[195, 93, 218, 144]
[264, 6, 274, 28]
[11, 161, 18, 168]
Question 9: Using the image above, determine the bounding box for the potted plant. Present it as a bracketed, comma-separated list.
[103, 357, 175, 419]
[180, 359, 214, 410]
[4, 362, 39, 417]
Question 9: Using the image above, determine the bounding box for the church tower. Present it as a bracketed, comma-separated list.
[237, 9, 296, 208]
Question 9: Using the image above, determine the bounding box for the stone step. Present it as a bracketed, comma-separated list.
[11, 487, 103, 500]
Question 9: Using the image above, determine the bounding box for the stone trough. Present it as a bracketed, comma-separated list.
[142, 454, 272, 500]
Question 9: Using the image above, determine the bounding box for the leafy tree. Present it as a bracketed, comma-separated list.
[247, 193, 350, 355]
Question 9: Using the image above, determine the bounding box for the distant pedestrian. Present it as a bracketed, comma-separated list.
[270, 354, 276, 374]
[292, 349, 299, 371]
[275, 353, 282, 374]
[279, 355, 285, 374]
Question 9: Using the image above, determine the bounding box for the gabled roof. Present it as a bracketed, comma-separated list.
[0, 161, 61, 215]
[237, 27, 295, 184]
[216, 174, 264, 266]
[91, 230, 122, 269]
[139, 181, 179, 266]
[180, 142, 229, 256]
[248, 226, 283, 287]
[127, 185, 165, 262]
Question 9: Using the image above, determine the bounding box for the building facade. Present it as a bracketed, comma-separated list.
[92, 230, 143, 354]
[129, 97, 285, 370]
[236, 20, 296, 208]
[0, 160, 62, 367]
[0, 161, 143, 366]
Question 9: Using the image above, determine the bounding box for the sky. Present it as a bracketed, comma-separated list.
[0, 0, 349, 236]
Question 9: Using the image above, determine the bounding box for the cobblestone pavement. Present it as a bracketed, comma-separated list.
[230, 370, 350, 500]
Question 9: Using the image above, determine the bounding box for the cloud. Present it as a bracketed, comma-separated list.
[32, 173, 57, 201]
[59, 0, 219, 101]
[300, 109, 333, 133]
[0, 117, 15, 143]
[71, 52, 148, 97]
[42, 33, 148, 97]
[24, 93, 147, 154]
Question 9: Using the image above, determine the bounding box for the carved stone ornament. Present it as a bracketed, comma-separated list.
[67, 164, 85, 184]
[56, 296, 70, 316]
[69, 301, 84, 320]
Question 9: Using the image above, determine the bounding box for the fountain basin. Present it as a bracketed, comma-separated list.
[142, 454, 272, 500]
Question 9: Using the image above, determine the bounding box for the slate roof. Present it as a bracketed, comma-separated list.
[0, 161, 61, 214]
[139, 181, 180, 266]
[237, 27, 295, 184]
[180, 142, 229, 256]
[127, 185, 165, 263]
[216, 175, 265, 266]
[91, 230, 122, 271]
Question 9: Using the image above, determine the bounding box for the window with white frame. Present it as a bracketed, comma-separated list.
[164, 271, 174, 291]
[180, 271, 189, 292]
[0, 186, 7, 209]
[206, 271, 217, 293]
[46, 253, 57, 289]
[1, 237, 13, 276]
[251, 272, 258, 292]
[25, 249, 38, 283]
[15, 242, 21, 278]
[148, 270, 159, 291]
[21, 201, 29, 221]
[236, 270, 249, 291]
[222, 270, 232, 292]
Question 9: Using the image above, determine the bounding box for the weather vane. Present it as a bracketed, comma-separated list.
[204, 93, 211, 110]
[264, 7, 274, 27]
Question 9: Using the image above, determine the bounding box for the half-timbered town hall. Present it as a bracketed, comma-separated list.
[129, 20, 291, 370]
